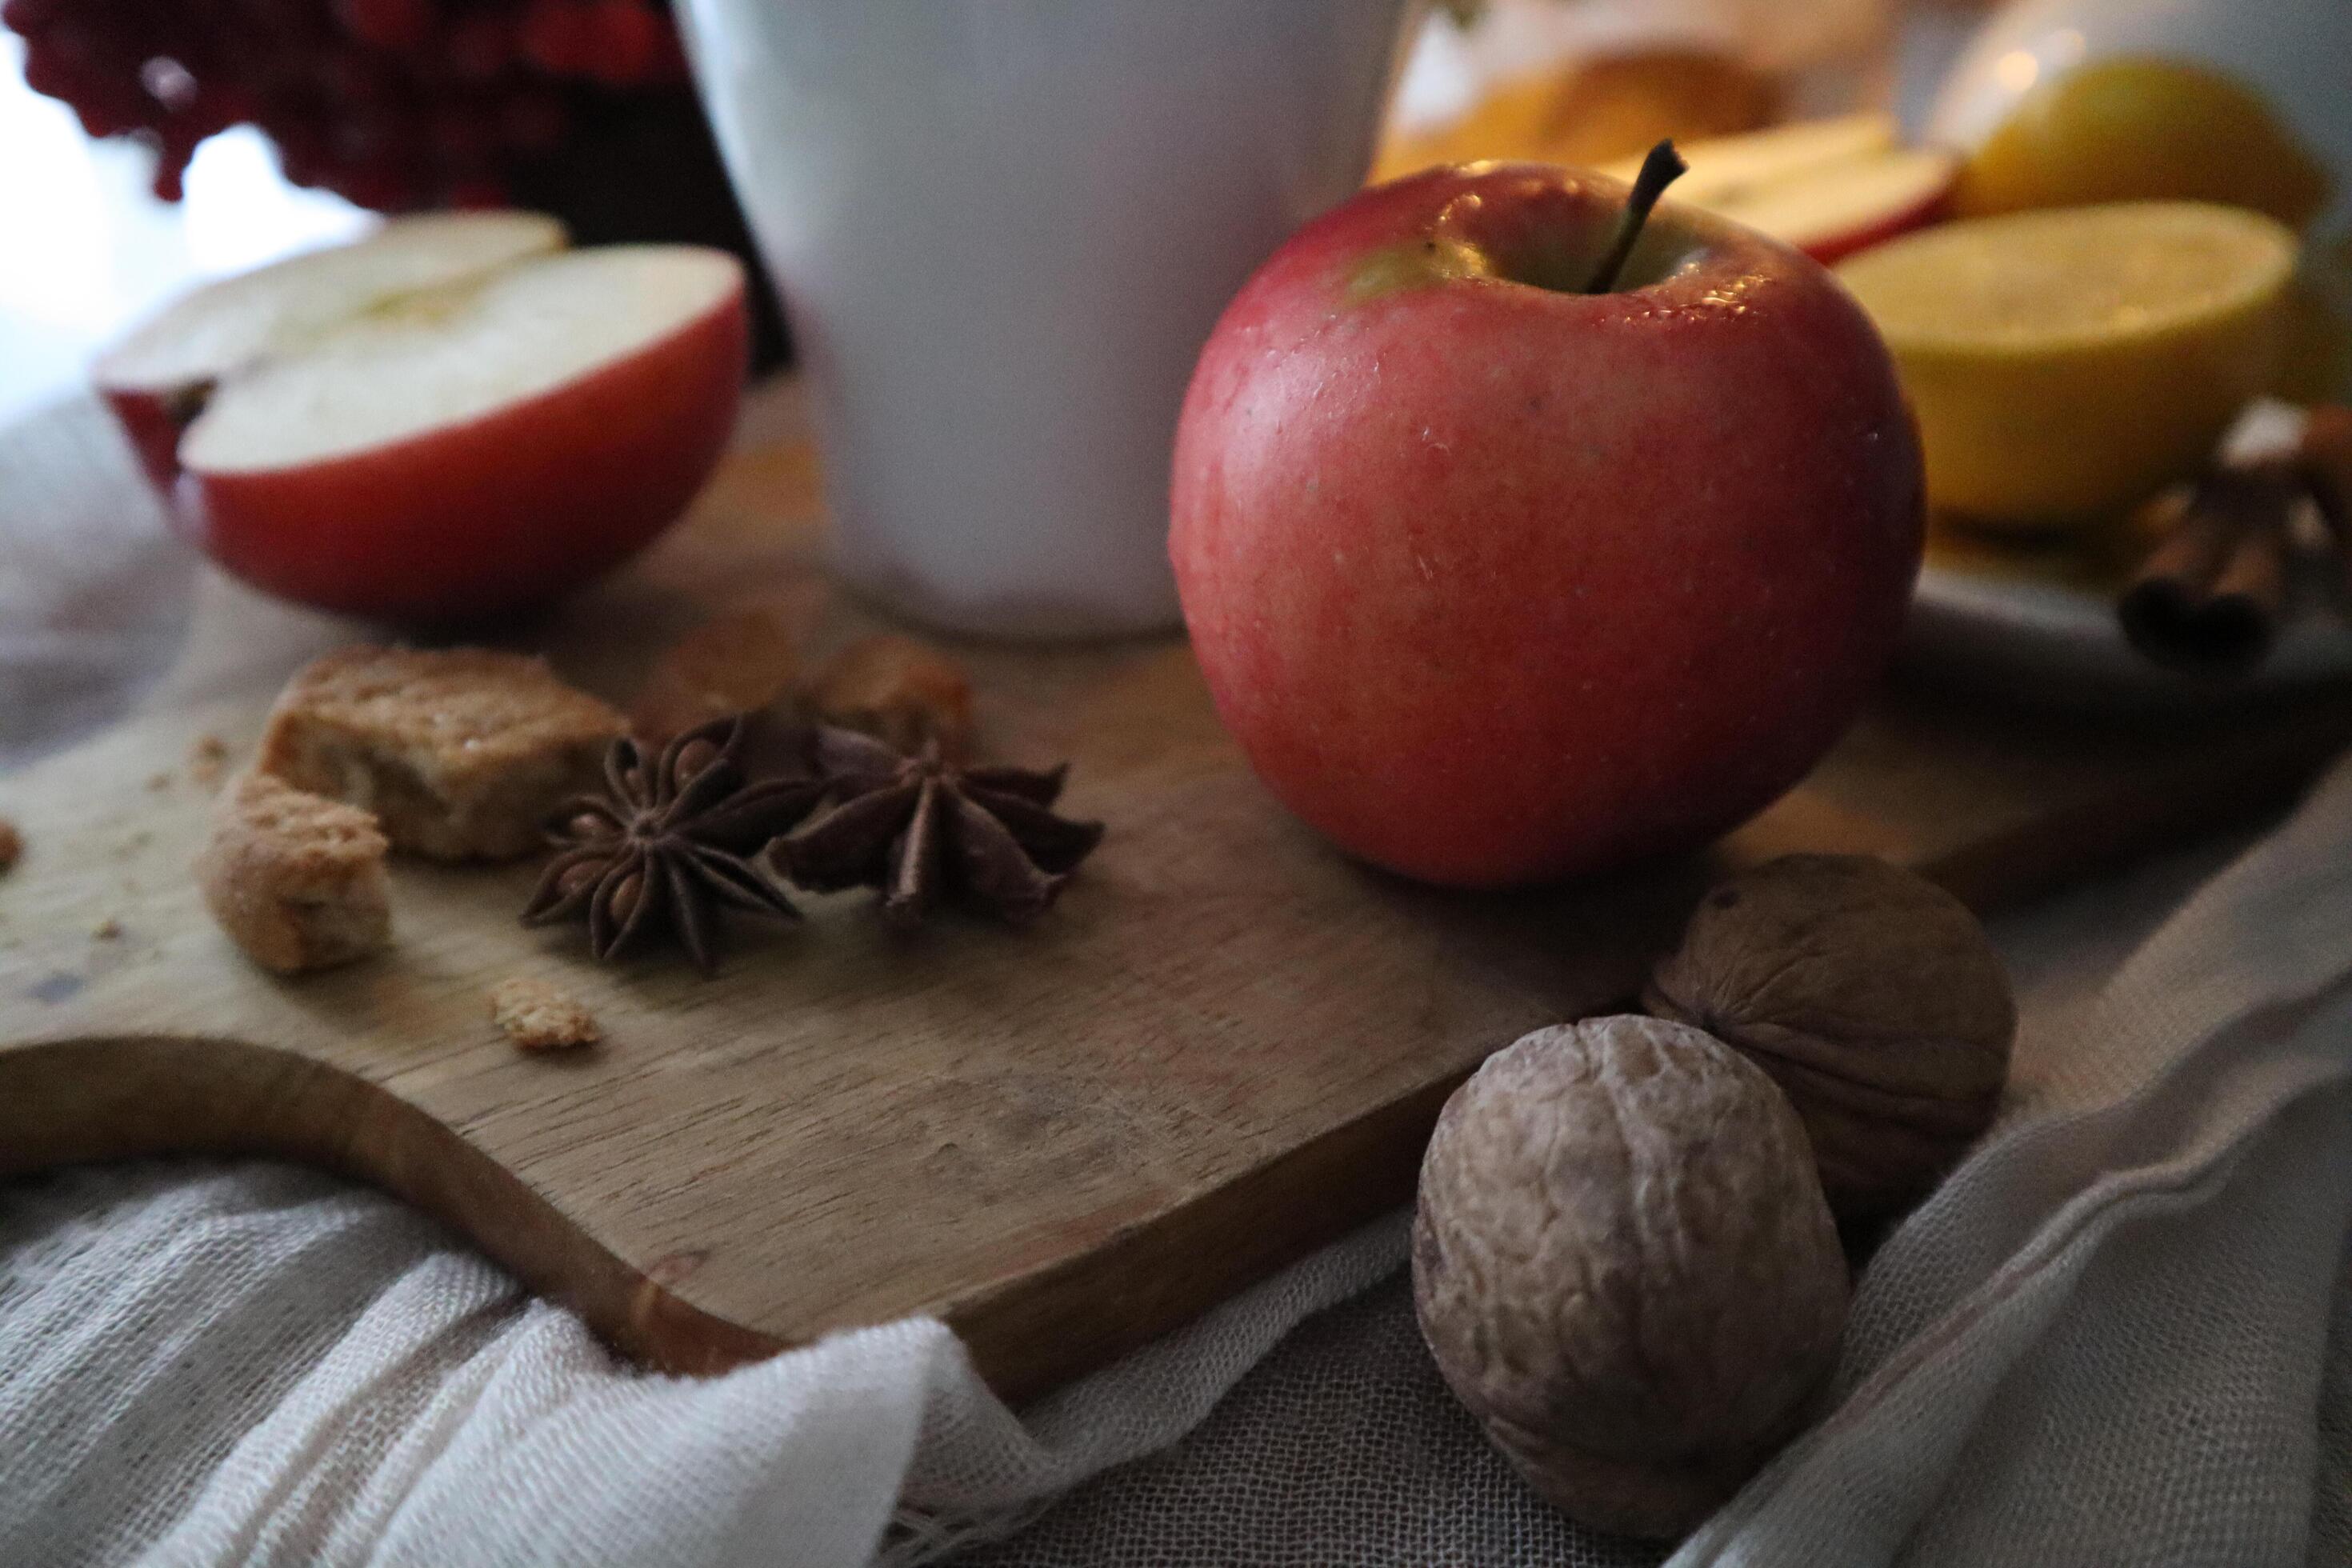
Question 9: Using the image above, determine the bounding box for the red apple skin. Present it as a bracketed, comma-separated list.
[1798, 186, 1951, 266]
[101, 386, 196, 494]
[1170, 163, 1924, 889]
[168, 286, 746, 622]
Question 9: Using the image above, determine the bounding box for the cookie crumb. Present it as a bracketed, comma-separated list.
[195, 771, 390, 974]
[189, 734, 230, 786]
[147, 772, 173, 792]
[0, 818, 20, 874]
[92, 918, 123, 940]
[490, 977, 601, 1052]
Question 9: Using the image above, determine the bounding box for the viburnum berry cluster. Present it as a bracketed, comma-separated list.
[3, 0, 689, 210]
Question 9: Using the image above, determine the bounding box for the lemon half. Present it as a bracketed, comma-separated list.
[1836, 202, 2298, 527]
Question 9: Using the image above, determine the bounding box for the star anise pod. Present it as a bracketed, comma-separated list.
[774, 726, 1104, 928]
[522, 715, 826, 974]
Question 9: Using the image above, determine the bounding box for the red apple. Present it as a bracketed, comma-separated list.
[1170, 158, 1925, 888]
[97, 212, 566, 490]
[1606, 116, 1956, 265]
[97, 222, 746, 622]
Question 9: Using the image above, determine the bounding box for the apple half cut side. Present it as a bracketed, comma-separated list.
[1605, 115, 1958, 265]
[171, 245, 747, 623]
[1719, 146, 1960, 265]
[94, 212, 567, 490]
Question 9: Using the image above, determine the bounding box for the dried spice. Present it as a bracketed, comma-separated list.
[774, 726, 1103, 928]
[522, 716, 824, 974]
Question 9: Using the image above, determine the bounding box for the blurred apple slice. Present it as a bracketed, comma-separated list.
[166, 245, 746, 622]
[1606, 115, 1958, 264]
[96, 212, 566, 486]
[1711, 146, 1960, 264]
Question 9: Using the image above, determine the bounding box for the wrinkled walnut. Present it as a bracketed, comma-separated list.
[1413, 1016, 1848, 1539]
[1645, 854, 2016, 1223]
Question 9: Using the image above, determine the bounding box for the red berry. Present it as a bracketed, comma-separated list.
[1, 0, 61, 35]
[149, 130, 201, 202]
[335, 0, 434, 54]
[426, 101, 493, 162]
[497, 86, 567, 154]
[192, 81, 264, 130]
[442, 11, 512, 82]
[442, 176, 508, 210]
[330, 102, 420, 165]
[19, 42, 81, 98]
[580, 0, 656, 86]
[334, 162, 420, 212]
[518, 0, 591, 76]
[314, 46, 401, 105]
[73, 85, 146, 138]
[642, 14, 690, 85]
[271, 122, 330, 186]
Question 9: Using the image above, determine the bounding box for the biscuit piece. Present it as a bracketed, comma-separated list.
[490, 977, 601, 1051]
[0, 817, 20, 874]
[630, 606, 803, 747]
[258, 646, 624, 862]
[196, 771, 390, 974]
[803, 634, 973, 758]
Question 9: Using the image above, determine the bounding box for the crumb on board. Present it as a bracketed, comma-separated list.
[189, 734, 230, 786]
[91, 918, 123, 940]
[147, 772, 172, 792]
[490, 977, 602, 1052]
[0, 818, 19, 875]
[195, 771, 390, 975]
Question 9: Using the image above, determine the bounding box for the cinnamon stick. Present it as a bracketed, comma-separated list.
[2295, 404, 2352, 590]
[2117, 462, 2299, 676]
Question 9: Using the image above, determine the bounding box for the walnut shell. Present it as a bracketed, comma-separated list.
[1412, 1016, 1848, 1539]
[1645, 854, 2016, 1223]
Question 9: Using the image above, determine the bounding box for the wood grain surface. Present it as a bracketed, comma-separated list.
[3, 385, 2347, 1399]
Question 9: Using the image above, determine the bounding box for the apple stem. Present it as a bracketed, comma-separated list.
[1583, 140, 1689, 294]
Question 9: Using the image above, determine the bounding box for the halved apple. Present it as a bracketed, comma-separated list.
[1606, 115, 1958, 264]
[97, 212, 566, 489]
[100, 224, 746, 623]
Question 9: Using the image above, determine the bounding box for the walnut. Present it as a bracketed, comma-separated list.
[1413, 1016, 1848, 1539]
[1644, 854, 2016, 1223]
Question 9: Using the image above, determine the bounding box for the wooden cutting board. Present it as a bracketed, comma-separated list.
[3, 385, 2347, 1400]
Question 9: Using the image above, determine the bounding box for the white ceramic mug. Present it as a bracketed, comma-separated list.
[678, 0, 1418, 639]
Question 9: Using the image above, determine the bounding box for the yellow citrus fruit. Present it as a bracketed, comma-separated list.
[1954, 56, 2333, 230]
[1836, 202, 2300, 528]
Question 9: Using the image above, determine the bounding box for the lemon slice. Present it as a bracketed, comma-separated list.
[1837, 202, 2298, 526]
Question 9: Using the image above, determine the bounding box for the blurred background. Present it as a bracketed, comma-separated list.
[0, 0, 1998, 426]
